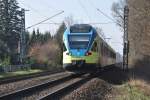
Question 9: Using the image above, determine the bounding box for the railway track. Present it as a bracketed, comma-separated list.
[0, 69, 64, 85]
[39, 74, 92, 100]
[0, 73, 93, 100]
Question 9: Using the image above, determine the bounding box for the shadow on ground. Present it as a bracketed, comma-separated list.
[97, 56, 150, 85]
[96, 65, 129, 85]
[130, 55, 150, 83]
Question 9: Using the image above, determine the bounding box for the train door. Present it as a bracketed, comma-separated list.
[97, 38, 101, 67]
[100, 41, 105, 67]
[91, 39, 100, 67]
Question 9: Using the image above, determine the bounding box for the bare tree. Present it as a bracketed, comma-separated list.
[95, 27, 105, 39]
[112, 0, 127, 31]
[64, 15, 74, 28]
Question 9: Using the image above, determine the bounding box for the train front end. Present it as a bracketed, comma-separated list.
[63, 24, 98, 73]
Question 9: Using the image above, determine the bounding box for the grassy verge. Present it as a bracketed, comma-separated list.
[112, 80, 150, 100]
[0, 69, 43, 79]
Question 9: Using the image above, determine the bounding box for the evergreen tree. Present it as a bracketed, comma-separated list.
[25, 31, 30, 53]
[36, 28, 41, 43]
[55, 22, 66, 49]
[54, 22, 66, 64]
[44, 31, 51, 43]
[30, 29, 36, 46]
[0, 0, 21, 63]
[29, 29, 52, 47]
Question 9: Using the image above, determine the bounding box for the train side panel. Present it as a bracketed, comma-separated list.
[97, 37, 116, 67]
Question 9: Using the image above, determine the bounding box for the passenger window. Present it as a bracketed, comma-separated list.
[91, 41, 98, 51]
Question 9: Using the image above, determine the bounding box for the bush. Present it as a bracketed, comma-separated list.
[28, 40, 61, 68]
[0, 56, 11, 66]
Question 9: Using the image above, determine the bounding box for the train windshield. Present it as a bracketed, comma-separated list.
[70, 24, 92, 33]
[68, 35, 90, 49]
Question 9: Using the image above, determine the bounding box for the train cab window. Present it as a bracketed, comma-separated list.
[69, 41, 89, 49]
[70, 24, 92, 33]
[68, 35, 90, 49]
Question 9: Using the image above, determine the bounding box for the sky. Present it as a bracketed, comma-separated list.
[17, 0, 123, 54]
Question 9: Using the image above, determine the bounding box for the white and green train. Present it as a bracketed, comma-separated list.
[63, 24, 116, 73]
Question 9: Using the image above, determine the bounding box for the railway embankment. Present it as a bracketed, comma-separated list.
[62, 65, 150, 100]
[0, 65, 149, 100]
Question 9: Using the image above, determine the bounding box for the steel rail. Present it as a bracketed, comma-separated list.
[0, 72, 74, 100]
[39, 74, 93, 100]
[0, 69, 64, 85]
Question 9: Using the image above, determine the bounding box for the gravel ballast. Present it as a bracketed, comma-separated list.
[62, 78, 113, 100]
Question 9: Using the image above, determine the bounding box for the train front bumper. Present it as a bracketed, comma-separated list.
[63, 51, 99, 72]
[63, 62, 97, 72]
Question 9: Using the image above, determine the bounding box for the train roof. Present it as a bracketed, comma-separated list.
[70, 24, 92, 28]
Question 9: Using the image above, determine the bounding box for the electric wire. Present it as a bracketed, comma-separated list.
[87, 0, 116, 23]
[19, 0, 47, 18]
[19, 0, 60, 24]
[42, 22, 115, 25]
[26, 11, 64, 29]
[42, 0, 61, 12]
[77, 0, 91, 22]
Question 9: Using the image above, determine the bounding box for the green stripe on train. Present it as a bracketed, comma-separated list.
[63, 51, 99, 64]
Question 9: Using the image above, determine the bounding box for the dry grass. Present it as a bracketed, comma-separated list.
[61, 78, 150, 100]
[129, 78, 150, 96]
[104, 78, 150, 100]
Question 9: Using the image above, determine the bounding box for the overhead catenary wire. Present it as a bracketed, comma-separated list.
[88, 22, 115, 25]
[41, 22, 115, 25]
[40, 23, 62, 25]
[19, 0, 47, 18]
[96, 8, 116, 23]
[19, 0, 61, 24]
[42, 0, 61, 12]
[77, 0, 91, 22]
[26, 11, 64, 29]
[87, 0, 116, 23]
